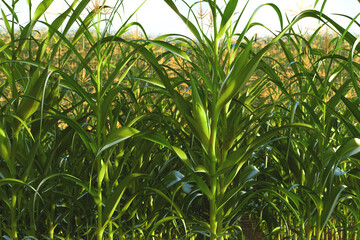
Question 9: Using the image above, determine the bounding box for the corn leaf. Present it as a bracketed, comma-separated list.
[102, 173, 143, 226]
[97, 127, 140, 157]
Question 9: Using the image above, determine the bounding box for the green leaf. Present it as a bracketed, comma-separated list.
[147, 40, 191, 61]
[0, 125, 10, 163]
[112, 193, 139, 221]
[102, 173, 143, 226]
[190, 74, 209, 144]
[33, 0, 54, 21]
[40, 0, 80, 58]
[97, 127, 140, 157]
[131, 77, 165, 88]
[1, 9, 11, 34]
[216, 0, 240, 45]
[60, 71, 96, 110]
[216, 40, 253, 115]
[36, 173, 96, 198]
[66, 0, 92, 43]
[0, 178, 38, 195]
[146, 216, 182, 240]
[172, 146, 194, 171]
[192, 174, 213, 200]
[218, 165, 259, 211]
[348, 169, 360, 180]
[332, 138, 360, 163]
[320, 184, 346, 230]
[341, 97, 360, 124]
[46, 0, 79, 38]
[137, 131, 172, 149]
[163, 0, 202, 42]
[50, 114, 96, 154]
[16, 67, 49, 121]
[99, 88, 119, 129]
[304, 188, 323, 211]
[219, 147, 247, 174]
[136, 131, 195, 170]
[220, 0, 238, 29]
[144, 187, 186, 233]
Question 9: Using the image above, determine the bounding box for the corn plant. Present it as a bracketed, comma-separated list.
[252, 12, 360, 239]
[1, 0, 153, 238]
[136, 1, 345, 239]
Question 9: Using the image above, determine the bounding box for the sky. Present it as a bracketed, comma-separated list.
[1, 0, 360, 37]
[124, 0, 360, 37]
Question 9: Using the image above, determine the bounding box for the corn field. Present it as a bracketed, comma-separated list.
[1, 0, 360, 239]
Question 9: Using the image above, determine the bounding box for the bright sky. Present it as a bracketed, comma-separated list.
[1, 0, 360, 37]
[127, 0, 360, 37]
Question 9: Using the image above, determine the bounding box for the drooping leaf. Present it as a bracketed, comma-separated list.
[102, 173, 143, 226]
[147, 40, 191, 61]
[320, 184, 346, 230]
[97, 127, 140, 157]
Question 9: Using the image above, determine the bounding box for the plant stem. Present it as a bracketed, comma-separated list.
[10, 126, 18, 239]
[209, 95, 220, 239]
[209, 176, 217, 240]
[10, 191, 18, 240]
[306, 226, 312, 240]
[97, 171, 104, 240]
[109, 220, 113, 240]
[49, 203, 55, 239]
[316, 208, 321, 240]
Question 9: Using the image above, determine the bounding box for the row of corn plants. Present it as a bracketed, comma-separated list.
[1, 0, 360, 239]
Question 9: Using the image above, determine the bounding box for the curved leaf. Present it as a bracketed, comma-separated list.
[97, 127, 140, 157]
